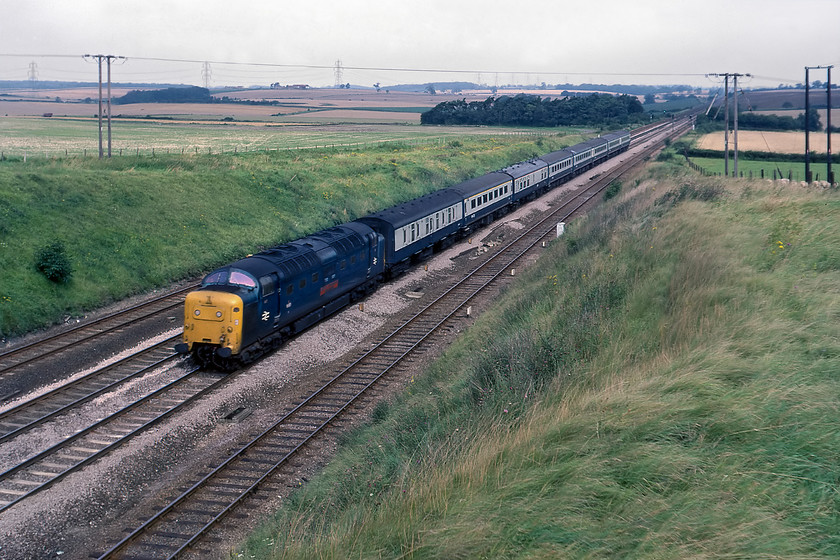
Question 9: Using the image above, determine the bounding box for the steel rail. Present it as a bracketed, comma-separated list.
[0, 366, 232, 513]
[0, 285, 196, 375]
[0, 335, 182, 444]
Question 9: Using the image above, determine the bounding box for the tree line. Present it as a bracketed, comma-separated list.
[697, 110, 831, 133]
[113, 86, 279, 106]
[420, 93, 645, 127]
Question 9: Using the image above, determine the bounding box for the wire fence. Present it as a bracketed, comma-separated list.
[683, 152, 837, 184]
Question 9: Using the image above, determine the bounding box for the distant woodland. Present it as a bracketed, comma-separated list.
[114, 86, 214, 104]
[420, 93, 645, 127]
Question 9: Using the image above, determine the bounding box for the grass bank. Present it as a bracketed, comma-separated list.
[0, 133, 581, 338]
[237, 166, 840, 558]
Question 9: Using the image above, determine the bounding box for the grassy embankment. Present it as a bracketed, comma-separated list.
[0, 133, 581, 337]
[236, 162, 840, 558]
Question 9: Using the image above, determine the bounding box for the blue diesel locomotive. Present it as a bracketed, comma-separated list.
[176, 130, 630, 369]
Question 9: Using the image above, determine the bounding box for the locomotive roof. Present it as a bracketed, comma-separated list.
[358, 187, 464, 229]
[501, 159, 547, 179]
[226, 222, 373, 280]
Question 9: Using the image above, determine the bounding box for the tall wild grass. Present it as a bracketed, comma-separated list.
[238, 168, 840, 558]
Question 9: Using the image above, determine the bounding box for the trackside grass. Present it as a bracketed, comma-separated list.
[0, 133, 581, 337]
[236, 167, 840, 558]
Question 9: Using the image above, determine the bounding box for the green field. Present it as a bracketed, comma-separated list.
[689, 156, 827, 182]
[237, 164, 840, 559]
[0, 130, 585, 337]
[0, 116, 564, 159]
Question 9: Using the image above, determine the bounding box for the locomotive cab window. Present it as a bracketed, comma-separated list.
[229, 271, 257, 289]
[203, 270, 226, 285]
[259, 275, 276, 296]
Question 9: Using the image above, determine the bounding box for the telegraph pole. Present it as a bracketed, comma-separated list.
[85, 54, 125, 158]
[803, 65, 836, 183]
[724, 74, 729, 177]
[709, 73, 750, 176]
[805, 67, 811, 182]
[828, 66, 834, 184]
[734, 73, 740, 177]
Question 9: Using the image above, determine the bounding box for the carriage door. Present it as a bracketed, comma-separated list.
[259, 273, 280, 328]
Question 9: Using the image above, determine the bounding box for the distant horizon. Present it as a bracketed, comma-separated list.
[1, 79, 830, 94]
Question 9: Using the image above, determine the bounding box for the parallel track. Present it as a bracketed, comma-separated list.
[97, 117, 693, 559]
[0, 365, 229, 513]
[0, 336, 182, 444]
[0, 285, 196, 378]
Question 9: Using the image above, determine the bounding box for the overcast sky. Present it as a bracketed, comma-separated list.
[1, 0, 838, 90]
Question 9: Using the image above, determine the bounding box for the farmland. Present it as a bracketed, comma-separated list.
[0, 87, 570, 158]
[0, 117, 561, 158]
[696, 130, 840, 154]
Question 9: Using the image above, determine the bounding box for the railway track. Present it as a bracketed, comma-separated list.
[0, 285, 196, 386]
[0, 364, 229, 513]
[0, 336, 182, 445]
[96, 117, 693, 559]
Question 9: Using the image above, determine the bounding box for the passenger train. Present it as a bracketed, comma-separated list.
[175, 130, 631, 369]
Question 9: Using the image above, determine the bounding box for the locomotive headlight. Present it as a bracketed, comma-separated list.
[216, 311, 223, 318]
[194, 310, 201, 316]
[227, 326, 233, 333]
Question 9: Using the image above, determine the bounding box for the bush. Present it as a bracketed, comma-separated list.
[603, 180, 622, 200]
[35, 241, 73, 283]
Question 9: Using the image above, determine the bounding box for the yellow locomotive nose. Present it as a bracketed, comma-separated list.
[180, 290, 244, 356]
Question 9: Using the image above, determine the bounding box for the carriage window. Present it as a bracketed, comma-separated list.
[286, 284, 293, 295]
[299, 279, 306, 289]
[351, 255, 356, 264]
[312, 272, 319, 283]
[340, 260, 346, 270]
